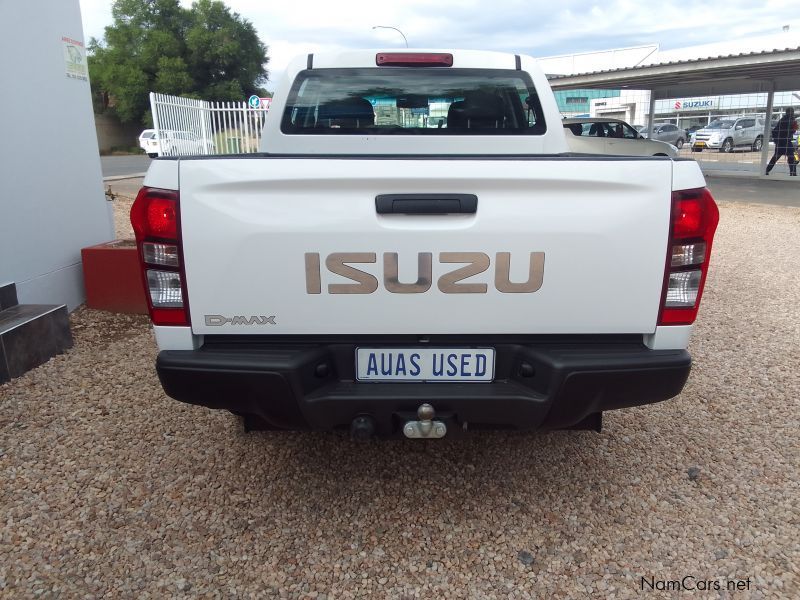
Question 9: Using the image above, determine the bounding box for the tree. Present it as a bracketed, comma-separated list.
[89, 0, 269, 124]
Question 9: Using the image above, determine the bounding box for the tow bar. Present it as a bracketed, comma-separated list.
[403, 404, 447, 439]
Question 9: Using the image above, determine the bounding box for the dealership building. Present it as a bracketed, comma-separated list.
[586, 90, 798, 130]
[542, 33, 800, 128]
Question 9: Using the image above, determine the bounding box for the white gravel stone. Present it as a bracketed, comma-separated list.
[0, 201, 798, 598]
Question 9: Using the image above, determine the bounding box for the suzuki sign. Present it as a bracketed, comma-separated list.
[673, 98, 716, 112]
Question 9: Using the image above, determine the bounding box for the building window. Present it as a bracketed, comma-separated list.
[565, 97, 589, 104]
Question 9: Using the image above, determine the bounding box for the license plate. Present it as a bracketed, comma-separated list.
[356, 348, 495, 382]
[694, 142, 706, 147]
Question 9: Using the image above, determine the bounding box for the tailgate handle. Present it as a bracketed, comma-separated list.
[375, 194, 478, 215]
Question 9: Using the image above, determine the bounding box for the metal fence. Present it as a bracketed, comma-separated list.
[149, 92, 268, 156]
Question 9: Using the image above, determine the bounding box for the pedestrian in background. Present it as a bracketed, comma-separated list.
[766, 107, 798, 176]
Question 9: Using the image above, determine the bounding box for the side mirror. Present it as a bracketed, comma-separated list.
[735, 125, 743, 130]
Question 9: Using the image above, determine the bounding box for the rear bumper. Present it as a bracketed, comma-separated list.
[156, 337, 691, 435]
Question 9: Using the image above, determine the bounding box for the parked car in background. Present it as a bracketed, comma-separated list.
[138, 129, 156, 154]
[563, 118, 678, 157]
[140, 130, 215, 157]
[691, 116, 765, 153]
[638, 123, 686, 149]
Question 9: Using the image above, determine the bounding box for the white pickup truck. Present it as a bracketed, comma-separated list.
[131, 50, 719, 438]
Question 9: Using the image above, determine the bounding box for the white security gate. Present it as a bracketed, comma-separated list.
[149, 92, 269, 156]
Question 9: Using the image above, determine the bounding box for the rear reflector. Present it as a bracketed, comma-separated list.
[131, 187, 190, 326]
[376, 52, 453, 67]
[658, 188, 719, 326]
[150, 307, 190, 326]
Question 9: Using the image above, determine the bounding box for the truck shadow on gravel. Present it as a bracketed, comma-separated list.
[230, 414, 692, 519]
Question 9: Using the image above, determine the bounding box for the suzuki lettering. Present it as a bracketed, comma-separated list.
[304, 252, 545, 294]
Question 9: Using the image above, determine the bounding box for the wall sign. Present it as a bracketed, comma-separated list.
[673, 98, 716, 111]
[247, 95, 272, 110]
[62, 36, 88, 81]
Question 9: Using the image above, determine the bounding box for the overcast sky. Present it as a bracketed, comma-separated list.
[79, 0, 798, 91]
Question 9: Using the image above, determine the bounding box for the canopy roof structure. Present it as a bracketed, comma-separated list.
[547, 46, 800, 98]
[544, 35, 800, 179]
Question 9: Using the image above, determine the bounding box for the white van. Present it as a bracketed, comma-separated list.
[139, 130, 214, 157]
[137, 129, 156, 155]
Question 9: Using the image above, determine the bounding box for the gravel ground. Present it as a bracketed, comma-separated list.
[1, 201, 798, 598]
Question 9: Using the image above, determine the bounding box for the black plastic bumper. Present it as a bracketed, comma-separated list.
[156, 336, 691, 435]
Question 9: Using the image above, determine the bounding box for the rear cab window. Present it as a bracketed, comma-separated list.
[280, 68, 546, 136]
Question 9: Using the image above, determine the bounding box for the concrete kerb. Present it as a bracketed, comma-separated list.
[104, 176, 145, 204]
[103, 173, 147, 182]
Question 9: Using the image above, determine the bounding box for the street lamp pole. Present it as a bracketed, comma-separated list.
[372, 26, 408, 48]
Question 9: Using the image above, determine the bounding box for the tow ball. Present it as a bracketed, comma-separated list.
[403, 404, 447, 439]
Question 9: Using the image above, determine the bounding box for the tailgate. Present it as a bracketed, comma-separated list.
[180, 157, 672, 335]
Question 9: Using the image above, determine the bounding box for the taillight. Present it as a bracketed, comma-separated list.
[130, 187, 190, 326]
[376, 52, 453, 67]
[658, 187, 719, 325]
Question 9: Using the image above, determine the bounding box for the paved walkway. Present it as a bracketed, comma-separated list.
[705, 175, 800, 208]
[101, 155, 151, 178]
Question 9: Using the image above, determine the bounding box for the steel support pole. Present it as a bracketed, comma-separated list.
[760, 86, 775, 177]
[200, 101, 210, 155]
[647, 91, 656, 137]
[150, 92, 161, 139]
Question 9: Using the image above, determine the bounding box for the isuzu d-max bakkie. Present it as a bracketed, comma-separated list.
[132, 50, 719, 438]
